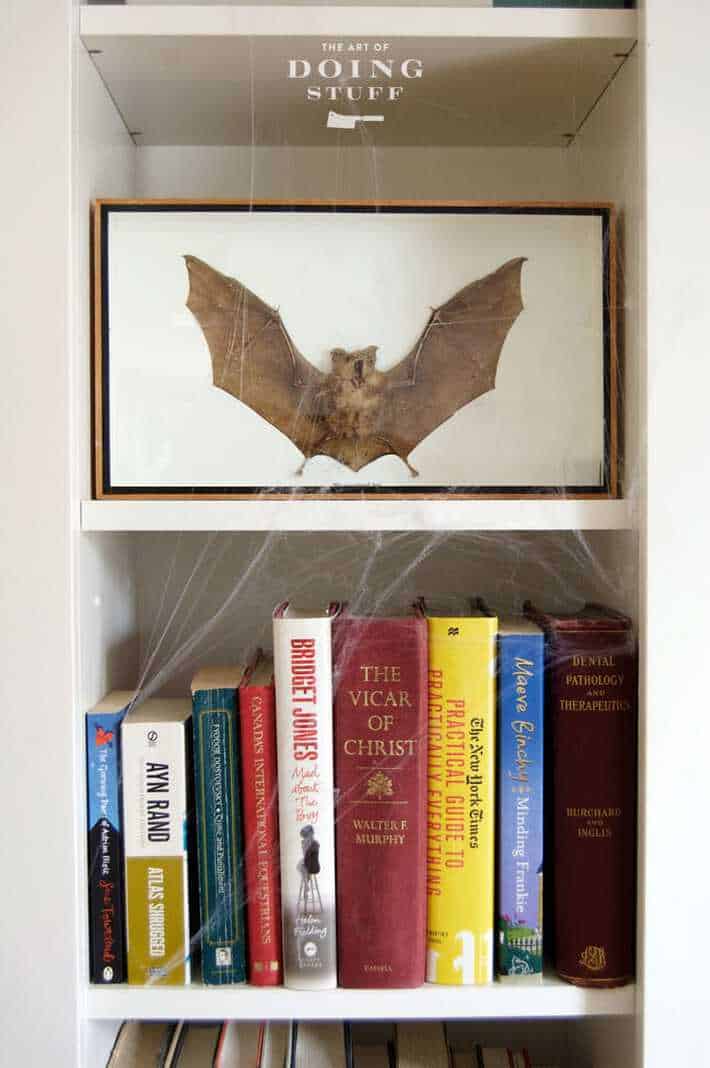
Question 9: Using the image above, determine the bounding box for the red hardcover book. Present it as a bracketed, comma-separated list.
[333, 608, 428, 988]
[239, 655, 283, 986]
[525, 603, 636, 988]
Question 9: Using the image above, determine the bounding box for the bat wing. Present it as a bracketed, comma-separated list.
[381, 257, 526, 460]
[184, 255, 326, 457]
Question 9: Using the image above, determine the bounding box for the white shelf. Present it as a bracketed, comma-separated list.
[80, 5, 636, 147]
[81, 498, 633, 532]
[80, 4, 637, 39]
[86, 977, 636, 1021]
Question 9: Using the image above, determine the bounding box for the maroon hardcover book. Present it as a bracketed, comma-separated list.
[526, 603, 636, 988]
[333, 609, 428, 988]
[239, 656, 283, 986]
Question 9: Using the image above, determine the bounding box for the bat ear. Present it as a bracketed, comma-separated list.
[330, 348, 346, 359]
[364, 346, 378, 363]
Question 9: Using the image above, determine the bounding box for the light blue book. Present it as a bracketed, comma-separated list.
[497, 618, 544, 978]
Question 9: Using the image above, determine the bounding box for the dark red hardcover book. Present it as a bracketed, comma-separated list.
[239, 656, 283, 986]
[525, 603, 637, 988]
[333, 609, 428, 988]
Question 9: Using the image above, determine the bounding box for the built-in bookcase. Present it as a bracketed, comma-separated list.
[75, 7, 641, 1065]
[5, 3, 709, 1067]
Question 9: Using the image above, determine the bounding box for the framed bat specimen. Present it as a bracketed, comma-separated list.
[93, 201, 618, 499]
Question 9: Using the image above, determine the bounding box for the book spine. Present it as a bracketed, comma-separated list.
[497, 631, 544, 978]
[426, 617, 497, 985]
[549, 627, 636, 986]
[239, 680, 283, 985]
[192, 688, 246, 984]
[86, 709, 127, 983]
[334, 617, 428, 988]
[494, 1, 632, 7]
[273, 615, 337, 989]
[122, 719, 191, 985]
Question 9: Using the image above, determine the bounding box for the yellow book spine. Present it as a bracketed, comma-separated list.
[426, 615, 497, 985]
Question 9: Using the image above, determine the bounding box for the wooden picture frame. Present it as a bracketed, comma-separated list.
[93, 199, 619, 500]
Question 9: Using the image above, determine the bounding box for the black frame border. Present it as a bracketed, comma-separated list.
[97, 201, 615, 499]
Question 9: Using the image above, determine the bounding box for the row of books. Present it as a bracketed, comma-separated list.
[107, 1020, 557, 1068]
[87, 600, 636, 990]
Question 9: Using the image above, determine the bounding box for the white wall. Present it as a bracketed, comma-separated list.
[644, 2, 710, 1066]
[73, 34, 137, 1068]
[0, 2, 78, 1064]
[0, 4, 136, 1065]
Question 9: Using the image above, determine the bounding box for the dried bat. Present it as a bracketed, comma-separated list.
[184, 253, 526, 475]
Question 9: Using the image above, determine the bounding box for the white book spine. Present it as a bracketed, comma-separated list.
[273, 612, 337, 989]
[122, 711, 191, 985]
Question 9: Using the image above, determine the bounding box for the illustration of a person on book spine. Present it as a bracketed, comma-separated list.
[297, 825, 323, 914]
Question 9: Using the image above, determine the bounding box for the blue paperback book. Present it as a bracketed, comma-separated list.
[497, 619, 544, 978]
[86, 690, 134, 984]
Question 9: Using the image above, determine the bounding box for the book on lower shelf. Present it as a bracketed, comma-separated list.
[239, 654, 283, 986]
[213, 1021, 264, 1067]
[167, 1022, 222, 1067]
[289, 1022, 348, 1068]
[86, 690, 134, 985]
[106, 1021, 178, 1067]
[190, 668, 247, 985]
[121, 698, 194, 986]
[497, 618, 544, 980]
[104, 1020, 563, 1068]
[476, 1049, 533, 1068]
[333, 606, 429, 989]
[273, 601, 339, 989]
[423, 600, 497, 987]
[525, 602, 637, 989]
[493, 1, 633, 7]
[257, 1023, 290, 1068]
[396, 1024, 449, 1068]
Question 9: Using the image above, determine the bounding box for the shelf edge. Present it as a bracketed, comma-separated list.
[80, 499, 635, 533]
[80, 5, 638, 42]
[84, 980, 637, 1021]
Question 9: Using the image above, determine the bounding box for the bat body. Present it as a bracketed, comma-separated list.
[184, 253, 526, 475]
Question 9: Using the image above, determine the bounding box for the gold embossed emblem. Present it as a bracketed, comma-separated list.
[579, 945, 607, 972]
[366, 771, 393, 799]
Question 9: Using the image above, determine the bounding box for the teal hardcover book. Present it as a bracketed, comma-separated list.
[191, 668, 247, 985]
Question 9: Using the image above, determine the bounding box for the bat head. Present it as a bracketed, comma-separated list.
[329, 346, 378, 384]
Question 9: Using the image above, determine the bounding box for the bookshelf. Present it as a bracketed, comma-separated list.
[80, 5, 635, 148]
[86, 976, 635, 1021]
[5, 2, 709, 1067]
[80, 499, 634, 532]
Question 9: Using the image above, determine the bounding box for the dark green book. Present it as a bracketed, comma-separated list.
[191, 668, 247, 985]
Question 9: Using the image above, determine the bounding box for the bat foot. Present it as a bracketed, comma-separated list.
[294, 456, 311, 477]
[402, 456, 419, 477]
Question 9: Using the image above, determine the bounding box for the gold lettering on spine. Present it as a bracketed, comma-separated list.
[250, 695, 274, 947]
[565, 806, 622, 839]
[343, 663, 417, 757]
